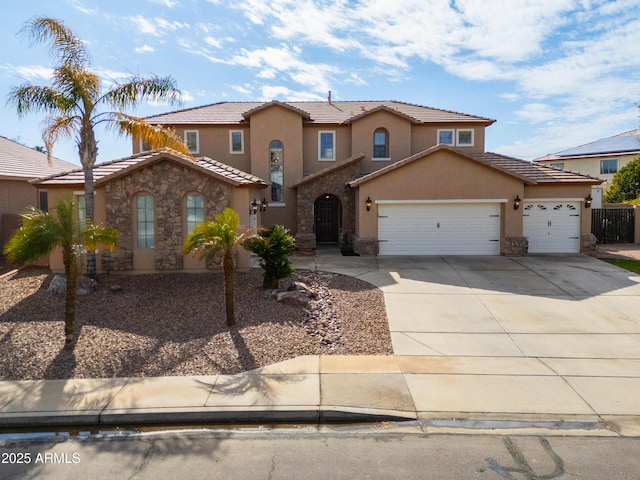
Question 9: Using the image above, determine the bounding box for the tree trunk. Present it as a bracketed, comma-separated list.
[223, 250, 236, 326]
[80, 122, 98, 279]
[62, 244, 78, 346]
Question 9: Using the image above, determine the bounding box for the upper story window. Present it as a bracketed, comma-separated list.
[186, 194, 204, 235]
[438, 129, 454, 145]
[229, 130, 244, 154]
[550, 162, 565, 170]
[319, 131, 335, 161]
[457, 129, 474, 147]
[600, 159, 618, 175]
[76, 193, 86, 235]
[373, 128, 389, 159]
[270, 140, 284, 203]
[438, 129, 474, 147]
[184, 130, 199, 154]
[136, 194, 155, 249]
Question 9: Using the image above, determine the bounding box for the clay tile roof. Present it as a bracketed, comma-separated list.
[290, 153, 366, 188]
[146, 100, 495, 126]
[348, 146, 602, 187]
[33, 148, 268, 188]
[0, 135, 76, 180]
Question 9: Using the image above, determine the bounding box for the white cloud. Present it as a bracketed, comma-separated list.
[135, 45, 155, 54]
[10, 65, 53, 81]
[259, 85, 323, 102]
[148, 0, 179, 7]
[129, 15, 189, 36]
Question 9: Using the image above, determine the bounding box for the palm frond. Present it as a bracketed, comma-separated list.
[106, 113, 192, 156]
[83, 223, 119, 252]
[20, 16, 90, 66]
[6, 84, 73, 117]
[101, 75, 182, 110]
[53, 64, 99, 109]
[3, 207, 62, 265]
[42, 115, 78, 160]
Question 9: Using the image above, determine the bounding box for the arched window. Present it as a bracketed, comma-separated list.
[270, 140, 284, 202]
[373, 128, 389, 159]
[185, 193, 204, 235]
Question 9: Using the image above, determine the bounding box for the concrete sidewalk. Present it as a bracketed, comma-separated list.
[1, 251, 639, 436]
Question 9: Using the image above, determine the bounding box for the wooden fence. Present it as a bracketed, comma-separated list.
[591, 208, 635, 243]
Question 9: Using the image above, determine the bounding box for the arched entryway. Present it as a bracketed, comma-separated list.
[314, 194, 341, 244]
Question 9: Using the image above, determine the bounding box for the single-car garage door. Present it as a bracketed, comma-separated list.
[523, 201, 581, 253]
[378, 202, 501, 255]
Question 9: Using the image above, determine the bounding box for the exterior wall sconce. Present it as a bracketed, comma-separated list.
[251, 198, 268, 215]
[365, 196, 373, 211]
[585, 194, 592, 208]
[513, 195, 521, 211]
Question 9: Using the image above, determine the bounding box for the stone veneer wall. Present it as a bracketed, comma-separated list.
[295, 163, 360, 252]
[103, 160, 231, 270]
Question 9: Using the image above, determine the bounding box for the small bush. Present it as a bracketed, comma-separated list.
[244, 225, 295, 288]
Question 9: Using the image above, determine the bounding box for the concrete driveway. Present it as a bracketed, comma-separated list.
[292, 251, 640, 427]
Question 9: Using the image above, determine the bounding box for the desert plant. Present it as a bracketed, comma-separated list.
[182, 208, 255, 326]
[3, 198, 118, 346]
[7, 16, 189, 278]
[244, 224, 295, 289]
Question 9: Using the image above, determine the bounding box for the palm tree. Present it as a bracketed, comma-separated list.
[182, 208, 256, 326]
[7, 16, 190, 278]
[3, 198, 118, 346]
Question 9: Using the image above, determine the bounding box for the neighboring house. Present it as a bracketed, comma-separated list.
[34, 99, 602, 273]
[535, 129, 640, 204]
[0, 135, 76, 248]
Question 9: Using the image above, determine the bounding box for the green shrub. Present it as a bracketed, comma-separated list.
[244, 225, 295, 288]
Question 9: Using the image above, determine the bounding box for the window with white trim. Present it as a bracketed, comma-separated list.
[550, 162, 565, 169]
[186, 194, 204, 235]
[600, 159, 618, 175]
[456, 129, 474, 147]
[437, 129, 454, 145]
[136, 194, 155, 249]
[76, 193, 86, 235]
[270, 140, 284, 203]
[229, 130, 244, 154]
[318, 131, 335, 161]
[373, 128, 389, 159]
[184, 130, 199, 154]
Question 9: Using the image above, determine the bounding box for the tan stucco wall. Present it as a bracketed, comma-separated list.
[302, 125, 352, 175]
[248, 105, 303, 234]
[350, 111, 413, 173]
[0, 179, 39, 248]
[411, 123, 486, 154]
[355, 151, 524, 244]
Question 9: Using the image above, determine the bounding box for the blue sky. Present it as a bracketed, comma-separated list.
[1, 0, 639, 166]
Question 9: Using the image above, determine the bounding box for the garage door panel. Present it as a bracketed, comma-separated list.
[378, 203, 501, 255]
[523, 202, 580, 253]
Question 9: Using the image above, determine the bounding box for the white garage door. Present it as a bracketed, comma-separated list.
[523, 202, 581, 253]
[378, 202, 501, 255]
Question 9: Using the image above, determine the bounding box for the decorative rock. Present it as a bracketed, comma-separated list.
[47, 275, 97, 295]
[277, 290, 311, 307]
[47, 275, 67, 295]
[109, 284, 123, 294]
[277, 277, 295, 292]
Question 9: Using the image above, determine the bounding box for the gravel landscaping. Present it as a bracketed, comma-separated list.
[0, 265, 392, 380]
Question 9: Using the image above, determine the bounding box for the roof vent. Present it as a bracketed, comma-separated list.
[328, 90, 332, 105]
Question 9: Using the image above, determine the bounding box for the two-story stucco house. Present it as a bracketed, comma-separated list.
[34, 99, 602, 273]
[535, 129, 640, 205]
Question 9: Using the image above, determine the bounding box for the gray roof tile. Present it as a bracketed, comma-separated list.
[0, 135, 76, 179]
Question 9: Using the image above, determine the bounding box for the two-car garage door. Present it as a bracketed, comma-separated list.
[378, 202, 501, 255]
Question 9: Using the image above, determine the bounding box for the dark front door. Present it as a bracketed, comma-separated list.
[315, 195, 340, 244]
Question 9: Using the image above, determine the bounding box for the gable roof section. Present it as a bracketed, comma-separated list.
[33, 148, 268, 188]
[146, 100, 495, 126]
[291, 153, 366, 188]
[535, 129, 640, 161]
[348, 145, 602, 187]
[0, 135, 76, 180]
[342, 105, 421, 125]
[242, 100, 311, 120]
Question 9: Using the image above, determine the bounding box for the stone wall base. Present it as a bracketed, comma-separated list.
[295, 233, 317, 255]
[354, 238, 379, 256]
[503, 236, 528, 256]
[581, 233, 598, 256]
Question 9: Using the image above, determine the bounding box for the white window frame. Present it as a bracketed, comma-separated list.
[184, 130, 200, 154]
[229, 130, 244, 154]
[600, 158, 618, 175]
[437, 129, 454, 146]
[550, 162, 565, 170]
[456, 129, 474, 147]
[136, 194, 155, 249]
[318, 130, 336, 161]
